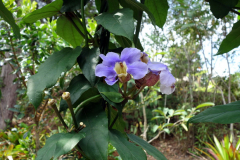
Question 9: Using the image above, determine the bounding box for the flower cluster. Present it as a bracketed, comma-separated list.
[95, 48, 176, 95]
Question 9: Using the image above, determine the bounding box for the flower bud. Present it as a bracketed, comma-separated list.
[48, 99, 56, 106]
[79, 122, 84, 126]
[62, 92, 70, 100]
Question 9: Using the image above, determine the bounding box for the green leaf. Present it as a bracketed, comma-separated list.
[188, 100, 240, 124]
[27, 47, 81, 109]
[145, 0, 169, 28]
[196, 102, 215, 109]
[61, 0, 89, 12]
[23, 0, 63, 23]
[95, 8, 134, 41]
[100, 92, 124, 103]
[0, 1, 20, 38]
[109, 129, 147, 160]
[107, 105, 126, 133]
[108, 0, 119, 13]
[208, 0, 238, 19]
[36, 132, 85, 160]
[118, 0, 141, 20]
[76, 103, 108, 160]
[115, 35, 132, 48]
[66, 74, 92, 108]
[97, 82, 123, 112]
[77, 47, 100, 86]
[56, 16, 84, 48]
[217, 20, 240, 55]
[121, 0, 156, 26]
[127, 134, 167, 160]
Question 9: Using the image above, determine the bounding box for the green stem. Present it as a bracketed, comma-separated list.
[51, 104, 69, 130]
[123, 82, 127, 96]
[132, 85, 146, 99]
[65, 13, 85, 38]
[109, 114, 118, 129]
[133, 1, 144, 47]
[107, 103, 111, 128]
[74, 95, 102, 114]
[81, 0, 89, 47]
[66, 99, 79, 128]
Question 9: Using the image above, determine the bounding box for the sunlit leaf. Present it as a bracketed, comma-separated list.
[23, 0, 63, 23]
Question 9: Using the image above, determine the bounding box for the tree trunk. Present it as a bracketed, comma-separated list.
[0, 53, 18, 130]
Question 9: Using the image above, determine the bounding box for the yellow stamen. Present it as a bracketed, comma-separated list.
[114, 62, 128, 78]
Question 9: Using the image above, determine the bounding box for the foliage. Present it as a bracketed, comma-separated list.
[1, 0, 240, 159]
[0, 123, 36, 159]
[196, 135, 240, 160]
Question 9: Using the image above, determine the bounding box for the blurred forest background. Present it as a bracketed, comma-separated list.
[1, 0, 240, 159]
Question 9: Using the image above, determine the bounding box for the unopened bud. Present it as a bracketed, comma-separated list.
[62, 92, 70, 100]
[48, 99, 56, 106]
[79, 122, 84, 126]
[83, 124, 86, 128]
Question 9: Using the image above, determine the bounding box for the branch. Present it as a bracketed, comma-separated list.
[230, 9, 240, 16]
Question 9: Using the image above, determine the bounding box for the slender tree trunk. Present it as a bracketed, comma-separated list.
[0, 53, 18, 130]
[141, 92, 148, 141]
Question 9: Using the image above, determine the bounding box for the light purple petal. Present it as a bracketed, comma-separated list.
[95, 64, 116, 78]
[99, 52, 120, 67]
[148, 62, 168, 73]
[120, 48, 141, 64]
[105, 77, 118, 85]
[160, 70, 176, 87]
[127, 61, 148, 79]
[160, 84, 175, 95]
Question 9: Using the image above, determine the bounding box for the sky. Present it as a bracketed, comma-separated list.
[139, 23, 240, 78]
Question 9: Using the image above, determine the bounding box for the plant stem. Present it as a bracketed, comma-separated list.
[65, 13, 85, 38]
[81, 0, 89, 47]
[107, 103, 111, 128]
[133, 0, 144, 46]
[66, 98, 79, 129]
[74, 95, 101, 114]
[51, 104, 69, 130]
[109, 114, 118, 129]
[230, 9, 240, 16]
[9, 35, 27, 88]
[132, 85, 146, 99]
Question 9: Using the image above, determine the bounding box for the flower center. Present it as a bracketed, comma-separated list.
[140, 52, 149, 64]
[114, 62, 128, 78]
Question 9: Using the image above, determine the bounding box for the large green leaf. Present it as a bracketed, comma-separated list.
[0, 1, 20, 38]
[145, 0, 169, 28]
[97, 82, 123, 112]
[188, 101, 240, 124]
[120, 0, 156, 26]
[108, 106, 126, 133]
[76, 103, 108, 160]
[36, 132, 85, 160]
[60, 0, 89, 12]
[56, 16, 84, 48]
[23, 0, 63, 23]
[108, 0, 119, 13]
[66, 74, 92, 108]
[208, 0, 238, 19]
[217, 20, 240, 55]
[27, 47, 81, 109]
[77, 47, 100, 86]
[100, 92, 124, 103]
[95, 8, 134, 41]
[127, 134, 167, 160]
[109, 129, 147, 160]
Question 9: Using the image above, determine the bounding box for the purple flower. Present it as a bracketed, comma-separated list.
[137, 52, 176, 94]
[95, 48, 148, 85]
[159, 70, 176, 95]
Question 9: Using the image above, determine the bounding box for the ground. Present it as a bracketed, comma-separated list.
[147, 137, 205, 160]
